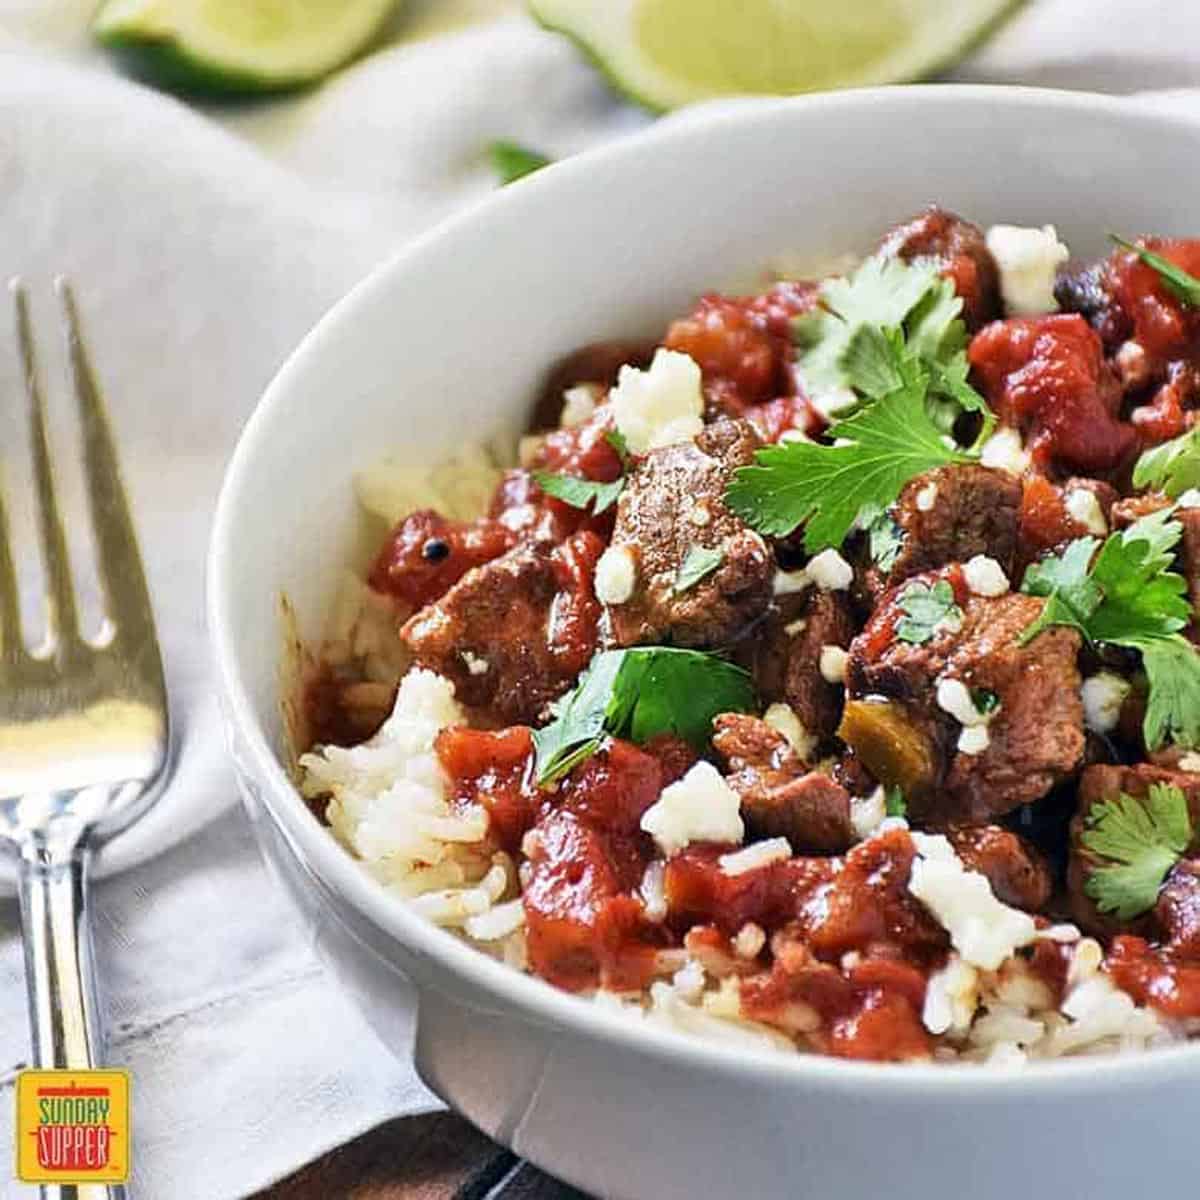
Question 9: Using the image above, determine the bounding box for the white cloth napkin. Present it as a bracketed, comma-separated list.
[0, 1, 1197, 1196]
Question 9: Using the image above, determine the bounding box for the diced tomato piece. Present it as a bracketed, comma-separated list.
[969, 315, 1136, 475]
[1106, 935, 1200, 1020]
[368, 509, 516, 608]
[436, 725, 537, 853]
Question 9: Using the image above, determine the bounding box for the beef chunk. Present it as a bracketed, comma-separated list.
[844, 585, 1084, 824]
[605, 419, 773, 647]
[712, 713, 853, 852]
[1157, 859, 1200, 958]
[876, 207, 1001, 330]
[1069, 763, 1200, 937]
[888, 465, 1020, 586]
[945, 825, 1053, 911]
[740, 589, 855, 746]
[402, 530, 602, 724]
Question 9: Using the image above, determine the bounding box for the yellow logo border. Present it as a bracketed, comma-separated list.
[14, 1069, 131, 1185]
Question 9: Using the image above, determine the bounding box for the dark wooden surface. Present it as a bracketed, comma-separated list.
[254, 1112, 588, 1200]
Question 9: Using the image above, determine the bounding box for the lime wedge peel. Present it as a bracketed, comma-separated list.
[529, 0, 1024, 113]
[93, 0, 401, 96]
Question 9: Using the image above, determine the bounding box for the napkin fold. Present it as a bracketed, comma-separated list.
[0, 1, 1198, 1196]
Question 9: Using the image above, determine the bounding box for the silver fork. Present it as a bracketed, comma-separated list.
[1, 281, 169, 1199]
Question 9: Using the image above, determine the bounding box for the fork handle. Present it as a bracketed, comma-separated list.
[18, 837, 126, 1200]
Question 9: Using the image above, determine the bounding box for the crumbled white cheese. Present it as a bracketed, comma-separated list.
[1177, 488, 1200, 510]
[803, 380, 859, 423]
[1080, 671, 1131, 735]
[672, 958, 706, 1002]
[609, 348, 704, 454]
[963, 555, 1010, 598]
[719, 837, 791, 876]
[779, 428, 813, 445]
[733, 922, 767, 959]
[957, 725, 991, 756]
[560, 384, 598, 429]
[936, 678, 988, 727]
[850, 786, 887, 841]
[461, 650, 490, 676]
[915, 482, 939, 512]
[783, 617, 808, 636]
[594, 545, 637, 605]
[773, 568, 811, 596]
[640, 860, 668, 922]
[923, 955, 980, 1036]
[763, 702, 817, 760]
[805, 548, 853, 591]
[985, 224, 1070, 316]
[979, 426, 1031, 476]
[1065, 487, 1108, 536]
[1179, 752, 1200, 773]
[689, 502, 712, 527]
[909, 833, 1038, 970]
[819, 645, 848, 684]
[641, 761, 744, 857]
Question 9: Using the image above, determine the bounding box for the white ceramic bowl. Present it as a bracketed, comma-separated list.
[209, 87, 1200, 1200]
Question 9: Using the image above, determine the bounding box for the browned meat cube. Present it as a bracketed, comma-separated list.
[945, 825, 1053, 912]
[1157, 859, 1200, 958]
[1068, 763, 1200, 937]
[876, 206, 1001, 330]
[604, 419, 773, 648]
[712, 713, 853, 852]
[844, 584, 1084, 824]
[740, 589, 856, 747]
[888, 465, 1021, 587]
[402, 530, 602, 725]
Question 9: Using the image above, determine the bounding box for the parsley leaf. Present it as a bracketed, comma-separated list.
[1083, 783, 1193, 920]
[532, 470, 624, 515]
[885, 786, 907, 818]
[532, 648, 755, 786]
[726, 337, 973, 550]
[1112, 235, 1200, 308]
[1020, 511, 1200, 748]
[1132, 426, 1200, 498]
[674, 545, 723, 594]
[489, 140, 551, 185]
[894, 578, 963, 644]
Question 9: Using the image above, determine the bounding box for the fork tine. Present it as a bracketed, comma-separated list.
[56, 279, 160, 654]
[14, 279, 79, 650]
[0, 469, 24, 663]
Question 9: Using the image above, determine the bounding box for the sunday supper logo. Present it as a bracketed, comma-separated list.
[14, 1070, 130, 1184]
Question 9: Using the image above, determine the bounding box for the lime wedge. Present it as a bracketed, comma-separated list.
[93, 0, 400, 96]
[529, 0, 1022, 112]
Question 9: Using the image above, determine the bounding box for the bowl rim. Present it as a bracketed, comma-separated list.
[209, 82, 1200, 1094]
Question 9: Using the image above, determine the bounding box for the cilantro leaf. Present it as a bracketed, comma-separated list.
[605, 428, 632, 468]
[532, 470, 624, 516]
[1112, 235, 1200, 308]
[885, 786, 907, 818]
[1019, 536, 1103, 643]
[1083, 783, 1193, 920]
[1132, 635, 1200, 751]
[532, 648, 755, 786]
[489, 140, 551, 185]
[860, 504, 902, 572]
[1019, 511, 1200, 748]
[726, 341, 972, 550]
[894, 578, 962, 644]
[793, 256, 939, 399]
[1132, 426, 1200, 499]
[674, 545, 723, 594]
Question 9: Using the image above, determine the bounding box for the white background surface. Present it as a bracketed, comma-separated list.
[0, 1, 1196, 1195]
